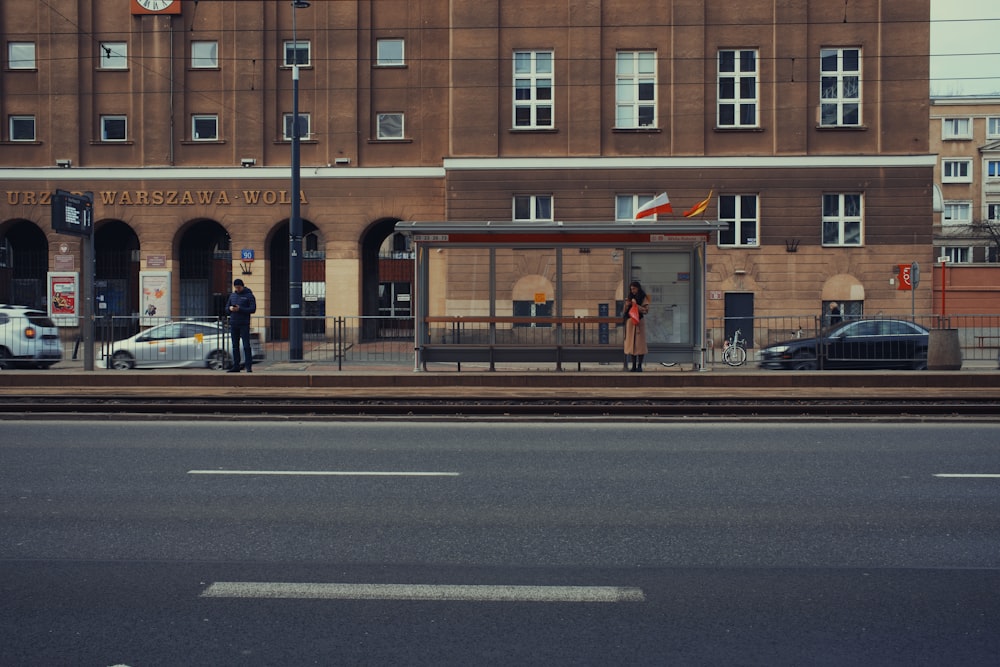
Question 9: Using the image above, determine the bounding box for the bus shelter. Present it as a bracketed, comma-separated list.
[394, 220, 725, 371]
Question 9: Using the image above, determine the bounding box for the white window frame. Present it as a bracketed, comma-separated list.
[940, 246, 971, 264]
[192, 114, 219, 141]
[822, 193, 863, 246]
[819, 47, 861, 127]
[717, 49, 758, 128]
[942, 159, 972, 183]
[282, 112, 311, 141]
[942, 201, 972, 225]
[513, 51, 553, 129]
[99, 42, 127, 70]
[987, 160, 1000, 180]
[8, 42, 35, 70]
[942, 117, 972, 140]
[513, 195, 553, 222]
[615, 194, 655, 221]
[376, 39, 405, 66]
[988, 203, 1000, 222]
[9, 115, 36, 142]
[988, 117, 1000, 139]
[615, 51, 656, 129]
[283, 40, 311, 67]
[100, 115, 127, 142]
[191, 41, 219, 69]
[376, 113, 404, 140]
[717, 194, 760, 247]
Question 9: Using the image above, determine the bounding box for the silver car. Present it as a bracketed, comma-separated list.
[0, 305, 64, 369]
[105, 320, 263, 370]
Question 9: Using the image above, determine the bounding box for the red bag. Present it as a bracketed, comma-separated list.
[628, 303, 641, 324]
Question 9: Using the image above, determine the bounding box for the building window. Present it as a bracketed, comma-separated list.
[100, 115, 127, 142]
[513, 51, 553, 129]
[513, 195, 553, 221]
[942, 118, 972, 140]
[7, 42, 35, 69]
[9, 115, 36, 141]
[717, 194, 759, 247]
[987, 160, 1000, 179]
[99, 42, 127, 70]
[819, 47, 861, 127]
[989, 203, 1000, 222]
[615, 51, 656, 129]
[942, 159, 972, 183]
[376, 113, 404, 140]
[282, 113, 310, 140]
[717, 49, 758, 128]
[192, 41, 219, 69]
[283, 40, 310, 67]
[940, 247, 971, 263]
[192, 115, 219, 141]
[615, 194, 655, 221]
[376, 39, 404, 66]
[989, 117, 1000, 139]
[822, 193, 863, 246]
[943, 202, 972, 225]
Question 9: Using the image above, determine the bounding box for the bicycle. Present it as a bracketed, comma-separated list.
[722, 328, 747, 367]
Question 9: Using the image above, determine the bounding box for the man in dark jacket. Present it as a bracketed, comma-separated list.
[226, 279, 256, 372]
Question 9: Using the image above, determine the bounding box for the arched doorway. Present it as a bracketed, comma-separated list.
[361, 218, 412, 341]
[177, 220, 231, 317]
[268, 219, 322, 340]
[95, 220, 140, 339]
[0, 220, 48, 309]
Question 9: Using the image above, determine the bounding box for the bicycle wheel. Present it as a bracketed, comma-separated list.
[724, 345, 747, 366]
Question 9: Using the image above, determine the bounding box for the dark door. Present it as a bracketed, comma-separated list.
[723, 292, 754, 348]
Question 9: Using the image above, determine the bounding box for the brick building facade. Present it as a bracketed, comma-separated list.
[1, 0, 934, 341]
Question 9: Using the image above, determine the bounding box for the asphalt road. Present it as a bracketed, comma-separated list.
[2, 421, 999, 665]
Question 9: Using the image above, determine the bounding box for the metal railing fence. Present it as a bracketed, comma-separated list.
[43, 312, 1000, 370]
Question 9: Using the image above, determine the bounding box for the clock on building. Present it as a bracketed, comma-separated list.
[131, 0, 182, 15]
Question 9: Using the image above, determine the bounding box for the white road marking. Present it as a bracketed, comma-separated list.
[187, 470, 459, 477]
[933, 473, 1000, 478]
[201, 582, 645, 603]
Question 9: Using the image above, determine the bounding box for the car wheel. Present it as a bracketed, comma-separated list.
[792, 354, 819, 371]
[912, 348, 928, 371]
[111, 352, 135, 370]
[0, 347, 11, 370]
[207, 350, 231, 371]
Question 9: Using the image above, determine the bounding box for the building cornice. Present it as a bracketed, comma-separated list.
[443, 155, 938, 170]
[0, 166, 446, 181]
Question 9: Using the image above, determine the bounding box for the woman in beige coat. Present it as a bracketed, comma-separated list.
[623, 280, 650, 371]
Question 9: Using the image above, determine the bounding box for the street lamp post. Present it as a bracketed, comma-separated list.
[289, 0, 310, 361]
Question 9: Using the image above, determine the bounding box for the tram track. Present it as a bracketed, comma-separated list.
[1, 396, 998, 421]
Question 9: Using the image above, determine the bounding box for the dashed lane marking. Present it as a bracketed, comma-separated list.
[201, 582, 645, 603]
[187, 470, 460, 477]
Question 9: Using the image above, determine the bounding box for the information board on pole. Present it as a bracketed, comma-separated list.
[51, 190, 94, 237]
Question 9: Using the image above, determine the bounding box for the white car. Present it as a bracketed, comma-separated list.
[105, 320, 263, 370]
[0, 305, 64, 369]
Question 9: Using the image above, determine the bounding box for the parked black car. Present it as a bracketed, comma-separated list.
[759, 318, 930, 370]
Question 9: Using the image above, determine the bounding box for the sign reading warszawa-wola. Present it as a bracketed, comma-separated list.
[6, 190, 309, 206]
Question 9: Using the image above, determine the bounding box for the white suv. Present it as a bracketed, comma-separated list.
[0, 305, 64, 369]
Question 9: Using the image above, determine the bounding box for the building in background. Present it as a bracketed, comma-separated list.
[928, 96, 1000, 312]
[1, 0, 934, 345]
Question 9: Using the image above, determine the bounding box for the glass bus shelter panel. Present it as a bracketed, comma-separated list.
[496, 247, 557, 344]
[426, 247, 492, 344]
[560, 247, 626, 346]
[628, 250, 693, 346]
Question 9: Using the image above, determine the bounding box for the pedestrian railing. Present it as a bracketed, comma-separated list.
[55, 312, 1000, 370]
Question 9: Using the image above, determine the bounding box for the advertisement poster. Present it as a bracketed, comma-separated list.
[139, 271, 171, 326]
[47, 272, 79, 326]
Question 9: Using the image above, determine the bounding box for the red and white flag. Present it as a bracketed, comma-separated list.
[634, 192, 672, 219]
